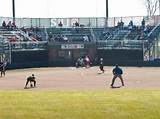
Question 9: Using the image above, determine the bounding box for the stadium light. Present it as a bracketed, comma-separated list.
[106, 0, 108, 18]
[12, 0, 15, 21]
[105, 0, 108, 27]
[159, 0, 160, 15]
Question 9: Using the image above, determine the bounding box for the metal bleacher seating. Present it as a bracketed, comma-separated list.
[47, 27, 92, 43]
[0, 27, 47, 51]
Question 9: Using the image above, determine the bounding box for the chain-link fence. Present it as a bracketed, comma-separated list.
[1, 15, 160, 28]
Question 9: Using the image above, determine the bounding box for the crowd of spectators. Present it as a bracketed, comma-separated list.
[58, 21, 85, 28]
[2, 20, 16, 30]
[101, 18, 153, 41]
[1, 21, 47, 42]
[0, 18, 156, 43]
[50, 34, 90, 42]
[20, 27, 47, 42]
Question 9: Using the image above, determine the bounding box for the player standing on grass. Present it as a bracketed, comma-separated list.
[24, 74, 36, 88]
[110, 64, 124, 87]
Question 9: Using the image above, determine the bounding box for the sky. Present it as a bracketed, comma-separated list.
[0, 0, 148, 18]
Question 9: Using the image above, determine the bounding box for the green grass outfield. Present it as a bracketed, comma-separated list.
[0, 89, 160, 119]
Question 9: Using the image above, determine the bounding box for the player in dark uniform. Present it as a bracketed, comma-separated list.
[0, 62, 3, 76]
[99, 58, 104, 73]
[24, 74, 36, 88]
[76, 57, 84, 68]
[0, 61, 7, 77]
[110, 64, 124, 87]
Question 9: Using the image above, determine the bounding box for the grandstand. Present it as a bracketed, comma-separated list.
[0, 36, 11, 63]
[0, 16, 160, 68]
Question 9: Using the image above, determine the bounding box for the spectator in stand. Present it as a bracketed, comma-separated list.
[7, 21, 12, 30]
[74, 21, 80, 33]
[2, 21, 6, 28]
[141, 18, 145, 30]
[138, 32, 144, 40]
[75, 21, 79, 27]
[117, 20, 124, 29]
[120, 20, 124, 29]
[144, 25, 151, 34]
[128, 20, 133, 30]
[11, 21, 16, 29]
[83, 35, 89, 42]
[63, 35, 68, 42]
[48, 32, 53, 41]
[117, 21, 120, 27]
[58, 21, 63, 27]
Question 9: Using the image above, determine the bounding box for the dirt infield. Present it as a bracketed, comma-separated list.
[0, 66, 160, 90]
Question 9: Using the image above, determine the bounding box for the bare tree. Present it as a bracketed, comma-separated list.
[144, 0, 159, 16]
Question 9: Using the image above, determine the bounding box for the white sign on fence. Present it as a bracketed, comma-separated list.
[61, 44, 84, 49]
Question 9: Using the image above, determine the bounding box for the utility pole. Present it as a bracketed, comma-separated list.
[106, 0, 108, 18]
[159, 0, 160, 15]
[12, 0, 15, 22]
[105, 0, 108, 27]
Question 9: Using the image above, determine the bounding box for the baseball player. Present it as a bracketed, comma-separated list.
[110, 64, 124, 87]
[0, 61, 7, 77]
[99, 58, 105, 73]
[24, 74, 36, 88]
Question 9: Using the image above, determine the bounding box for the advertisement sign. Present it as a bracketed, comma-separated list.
[61, 44, 84, 49]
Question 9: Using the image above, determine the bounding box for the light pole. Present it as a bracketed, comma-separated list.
[105, 0, 108, 27]
[12, 0, 15, 22]
[106, 0, 108, 18]
[159, 0, 160, 15]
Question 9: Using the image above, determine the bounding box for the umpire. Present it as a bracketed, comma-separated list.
[24, 74, 36, 88]
[110, 64, 124, 87]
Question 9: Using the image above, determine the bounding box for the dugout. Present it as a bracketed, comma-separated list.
[48, 43, 97, 66]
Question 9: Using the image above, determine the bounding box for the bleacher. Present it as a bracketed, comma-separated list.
[0, 28, 47, 51]
[0, 36, 11, 62]
[0, 25, 156, 51]
[125, 29, 141, 40]
[0, 16, 159, 54]
[47, 27, 92, 43]
[112, 29, 130, 40]
[96, 27, 148, 50]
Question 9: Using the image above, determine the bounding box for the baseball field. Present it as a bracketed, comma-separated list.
[0, 66, 160, 119]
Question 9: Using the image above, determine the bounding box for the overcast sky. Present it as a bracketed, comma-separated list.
[0, 0, 147, 18]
